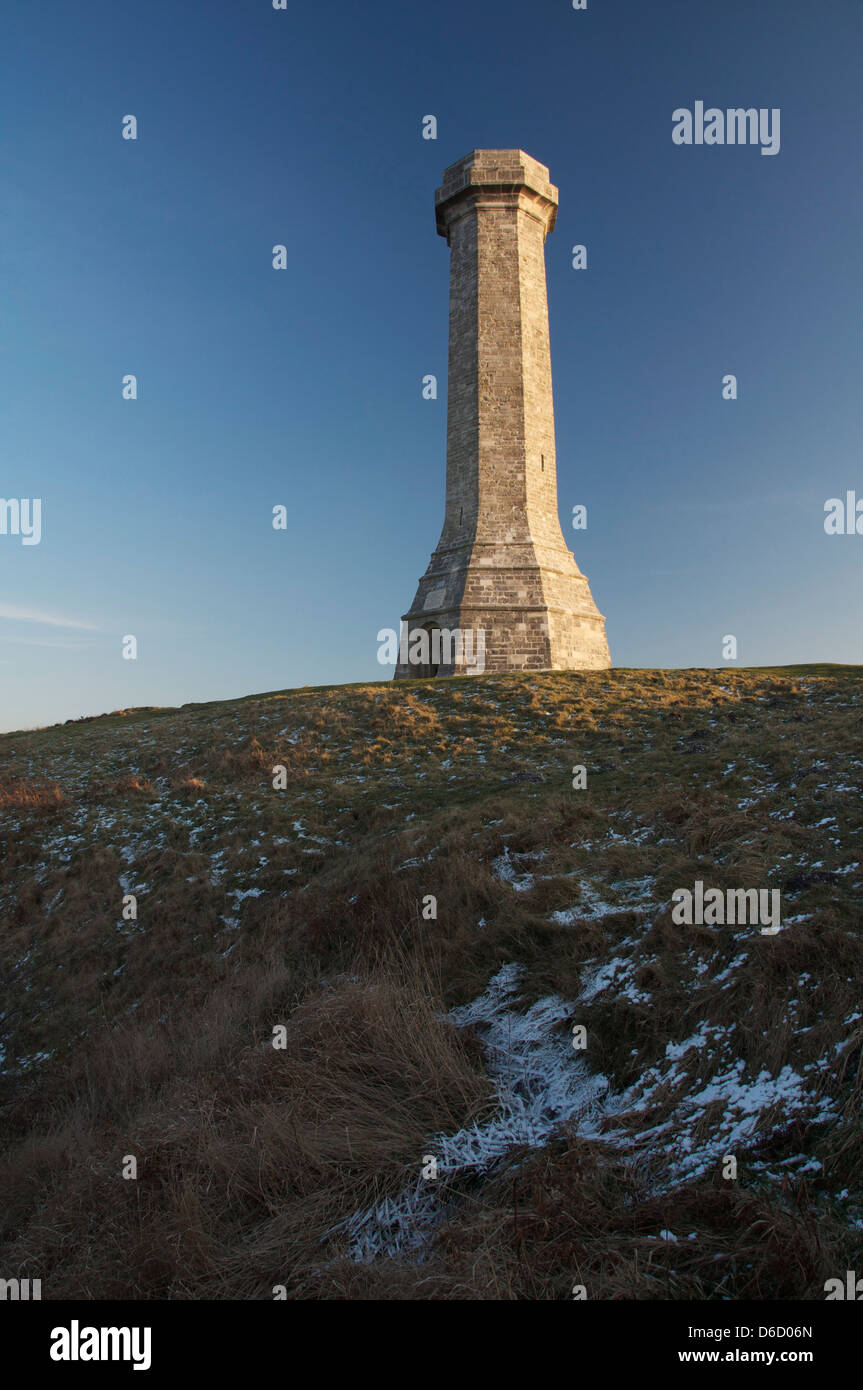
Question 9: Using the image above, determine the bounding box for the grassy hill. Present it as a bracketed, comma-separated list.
[1, 666, 861, 1299]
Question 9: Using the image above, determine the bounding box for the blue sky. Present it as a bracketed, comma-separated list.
[1, 0, 861, 731]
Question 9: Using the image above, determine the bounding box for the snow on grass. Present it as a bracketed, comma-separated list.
[550, 875, 655, 925]
[334, 964, 608, 1262]
[577, 949, 652, 1005]
[229, 887, 264, 905]
[491, 847, 542, 892]
[602, 1041, 837, 1186]
[334, 943, 841, 1262]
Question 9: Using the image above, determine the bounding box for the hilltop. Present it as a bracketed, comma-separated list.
[1, 666, 861, 1299]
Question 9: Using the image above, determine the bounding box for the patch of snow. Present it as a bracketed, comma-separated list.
[334, 964, 608, 1262]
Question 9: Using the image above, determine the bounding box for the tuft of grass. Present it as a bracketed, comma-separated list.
[0, 778, 66, 810]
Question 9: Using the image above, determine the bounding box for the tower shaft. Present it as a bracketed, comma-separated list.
[395, 149, 611, 678]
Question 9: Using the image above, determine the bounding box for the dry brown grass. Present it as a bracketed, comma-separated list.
[1, 665, 861, 1298]
[0, 778, 66, 810]
[0, 955, 490, 1298]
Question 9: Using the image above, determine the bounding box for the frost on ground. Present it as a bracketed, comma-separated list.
[491, 847, 544, 892]
[603, 1035, 838, 1186]
[333, 964, 608, 1262]
[549, 875, 656, 924]
[335, 950, 842, 1263]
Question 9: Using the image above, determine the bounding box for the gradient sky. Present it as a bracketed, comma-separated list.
[1, 0, 861, 732]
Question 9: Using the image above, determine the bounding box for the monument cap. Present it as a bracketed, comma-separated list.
[435, 148, 559, 241]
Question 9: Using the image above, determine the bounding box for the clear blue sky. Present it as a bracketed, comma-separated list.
[1, 0, 861, 732]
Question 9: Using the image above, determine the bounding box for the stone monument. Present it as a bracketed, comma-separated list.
[394, 149, 611, 678]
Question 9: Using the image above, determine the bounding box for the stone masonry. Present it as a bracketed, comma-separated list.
[394, 149, 611, 679]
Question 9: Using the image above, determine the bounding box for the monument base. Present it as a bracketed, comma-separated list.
[393, 538, 611, 679]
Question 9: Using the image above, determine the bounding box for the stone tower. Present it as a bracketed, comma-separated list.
[394, 149, 611, 679]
